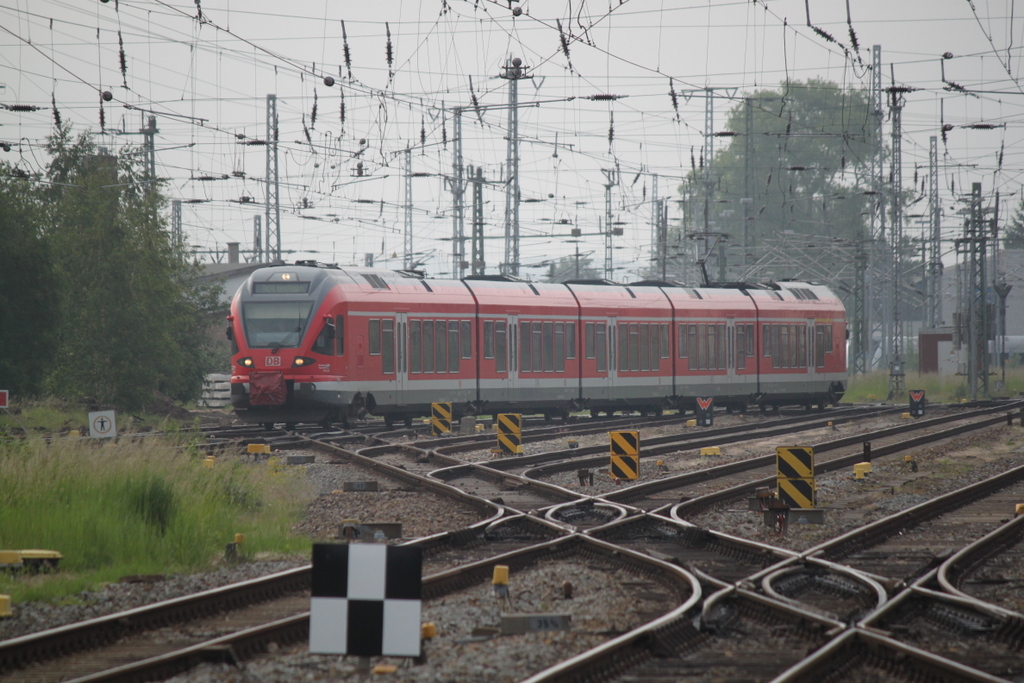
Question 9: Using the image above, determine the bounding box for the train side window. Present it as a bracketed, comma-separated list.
[618, 323, 629, 372]
[435, 321, 448, 373]
[678, 324, 687, 359]
[566, 322, 576, 359]
[410, 321, 421, 373]
[369, 319, 381, 355]
[746, 323, 755, 356]
[688, 325, 697, 371]
[637, 324, 646, 372]
[736, 325, 746, 371]
[520, 322, 532, 372]
[495, 321, 507, 372]
[554, 323, 565, 372]
[423, 321, 435, 373]
[543, 322, 554, 372]
[718, 324, 728, 370]
[381, 320, 395, 374]
[660, 324, 669, 359]
[650, 324, 659, 371]
[484, 321, 495, 359]
[449, 321, 460, 372]
[695, 323, 705, 370]
[461, 321, 472, 359]
[532, 322, 543, 372]
[336, 315, 345, 355]
[779, 325, 789, 369]
[795, 324, 802, 368]
[586, 322, 596, 359]
[595, 323, 607, 372]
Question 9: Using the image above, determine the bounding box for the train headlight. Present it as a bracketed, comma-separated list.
[238, 357, 254, 368]
[292, 356, 316, 367]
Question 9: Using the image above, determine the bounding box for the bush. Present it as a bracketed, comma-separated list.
[0, 435, 312, 601]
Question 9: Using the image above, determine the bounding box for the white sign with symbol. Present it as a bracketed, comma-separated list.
[89, 410, 117, 439]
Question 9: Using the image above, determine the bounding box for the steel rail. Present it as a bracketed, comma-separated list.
[668, 408, 1020, 522]
[805, 460, 1024, 564]
[771, 627, 1008, 683]
[937, 513, 1024, 609]
[31, 535, 700, 683]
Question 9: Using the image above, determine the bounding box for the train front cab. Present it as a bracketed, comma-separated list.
[229, 265, 355, 427]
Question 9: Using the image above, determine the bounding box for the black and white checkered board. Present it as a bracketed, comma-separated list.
[309, 544, 422, 656]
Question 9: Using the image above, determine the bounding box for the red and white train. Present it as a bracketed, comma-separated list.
[227, 262, 847, 428]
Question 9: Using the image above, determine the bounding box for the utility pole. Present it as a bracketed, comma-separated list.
[115, 114, 158, 179]
[851, 241, 868, 374]
[650, 174, 660, 276]
[253, 215, 262, 263]
[887, 82, 909, 398]
[743, 97, 754, 268]
[602, 165, 620, 280]
[265, 94, 282, 263]
[171, 198, 182, 247]
[958, 183, 989, 400]
[500, 56, 530, 276]
[451, 107, 466, 278]
[471, 166, 485, 276]
[869, 45, 887, 372]
[927, 136, 942, 328]
[404, 148, 414, 270]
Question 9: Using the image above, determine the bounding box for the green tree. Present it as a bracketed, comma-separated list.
[680, 78, 881, 281]
[1003, 197, 1024, 249]
[543, 253, 601, 282]
[0, 165, 58, 396]
[40, 125, 221, 410]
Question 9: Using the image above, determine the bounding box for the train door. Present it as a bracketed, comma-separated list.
[601, 315, 616, 401]
[505, 315, 520, 406]
[394, 313, 408, 405]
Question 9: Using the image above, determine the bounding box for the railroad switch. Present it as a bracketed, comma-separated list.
[568, 439, 579, 449]
[577, 469, 594, 486]
[657, 460, 669, 472]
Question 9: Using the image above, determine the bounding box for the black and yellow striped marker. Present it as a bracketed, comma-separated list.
[610, 454, 639, 480]
[610, 431, 640, 480]
[431, 402, 452, 436]
[610, 430, 639, 456]
[776, 446, 814, 479]
[777, 478, 815, 508]
[497, 413, 523, 455]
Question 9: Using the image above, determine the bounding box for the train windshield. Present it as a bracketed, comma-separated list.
[242, 302, 314, 348]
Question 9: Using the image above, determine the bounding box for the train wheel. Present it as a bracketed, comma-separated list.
[319, 418, 332, 430]
[404, 416, 413, 428]
[384, 415, 394, 428]
[285, 422, 296, 431]
[591, 409, 600, 419]
[263, 422, 275, 431]
[759, 404, 767, 414]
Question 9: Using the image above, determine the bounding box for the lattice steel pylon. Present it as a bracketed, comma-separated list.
[887, 85, 908, 398]
[960, 183, 989, 400]
[927, 136, 943, 328]
[404, 148, 414, 270]
[265, 94, 282, 263]
[868, 45, 888, 372]
[500, 56, 529, 277]
[451, 108, 466, 279]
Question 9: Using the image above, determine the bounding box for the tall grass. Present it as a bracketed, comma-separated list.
[0, 435, 312, 602]
[843, 367, 1024, 404]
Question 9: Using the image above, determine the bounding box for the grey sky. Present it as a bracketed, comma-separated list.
[1, 0, 1020, 279]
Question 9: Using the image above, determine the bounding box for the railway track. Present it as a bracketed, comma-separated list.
[5, 402, 1024, 682]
